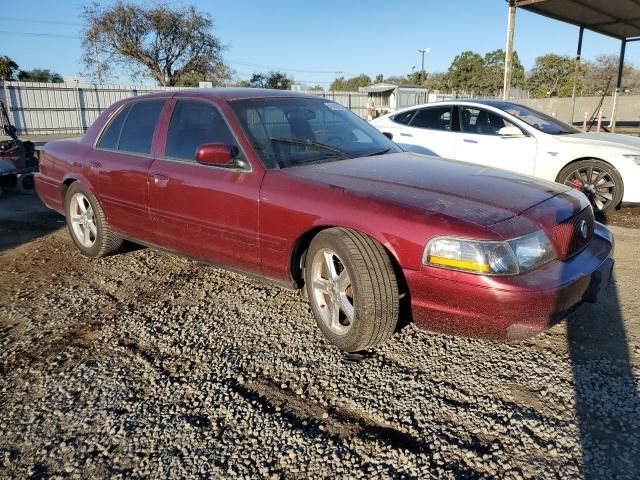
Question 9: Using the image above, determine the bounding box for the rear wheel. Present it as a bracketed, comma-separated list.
[64, 182, 123, 257]
[304, 228, 400, 352]
[557, 159, 623, 213]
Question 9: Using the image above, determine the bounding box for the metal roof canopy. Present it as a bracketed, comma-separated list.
[503, 0, 640, 131]
[517, 0, 640, 40]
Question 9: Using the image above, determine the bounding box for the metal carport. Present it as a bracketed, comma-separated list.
[502, 0, 640, 131]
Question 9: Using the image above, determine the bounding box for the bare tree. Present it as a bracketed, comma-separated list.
[81, 2, 230, 86]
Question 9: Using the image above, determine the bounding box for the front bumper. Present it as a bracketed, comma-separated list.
[405, 224, 614, 340]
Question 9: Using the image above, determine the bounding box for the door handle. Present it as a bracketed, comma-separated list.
[151, 172, 169, 187]
[463, 138, 478, 144]
[399, 132, 413, 137]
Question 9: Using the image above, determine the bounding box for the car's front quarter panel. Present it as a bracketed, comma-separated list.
[532, 133, 640, 204]
[257, 169, 499, 284]
[609, 153, 640, 204]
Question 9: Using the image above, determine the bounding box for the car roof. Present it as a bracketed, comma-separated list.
[388, 98, 524, 117]
[121, 88, 321, 102]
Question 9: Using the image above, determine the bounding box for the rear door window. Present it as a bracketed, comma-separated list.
[97, 104, 131, 150]
[165, 100, 234, 161]
[410, 106, 453, 131]
[117, 100, 165, 154]
[392, 109, 417, 125]
[459, 106, 521, 136]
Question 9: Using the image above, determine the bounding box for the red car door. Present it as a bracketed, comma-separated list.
[92, 99, 165, 241]
[147, 98, 264, 272]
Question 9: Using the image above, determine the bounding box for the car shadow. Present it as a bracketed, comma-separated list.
[565, 268, 640, 477]
[0, 192, 64, 252]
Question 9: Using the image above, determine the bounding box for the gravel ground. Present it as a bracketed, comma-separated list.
[1, 193, 639, 479]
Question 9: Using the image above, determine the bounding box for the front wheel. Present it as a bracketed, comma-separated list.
[304, 228, 400, 352]
[557, 159, 623, 213]
[64, 182, 124, 257]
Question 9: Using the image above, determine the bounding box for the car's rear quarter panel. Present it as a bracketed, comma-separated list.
[35, 139, 94, 214]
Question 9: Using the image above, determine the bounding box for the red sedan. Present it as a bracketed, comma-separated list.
[35, 89, 614, 352]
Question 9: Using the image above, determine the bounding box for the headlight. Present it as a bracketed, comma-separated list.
[623, 154, 640, 165]
[423, 230, 555, 275]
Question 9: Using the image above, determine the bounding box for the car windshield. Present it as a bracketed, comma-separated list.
[500, 103, 581, 135]
[230, 97, 401, 168]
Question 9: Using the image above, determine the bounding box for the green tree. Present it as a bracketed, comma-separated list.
[383, 75, 408, 85]
[446, 51, 485, 94]
[264, 71, 292, 90]
[483, 49, 524, 96]
[238, 71, 292, 89]
[0, 55, 19, 80]
[424, 72, 450, 91]
[17, 69, 64, 83]
[526, 54, 576, 97]
[582, 54, 637, 95]
[330, 74, 372, 91]
[81, 2, 229, 86]
[407, 71, 427, 85]
[374, 73, 384, 83]
[247, 73, 267, 88]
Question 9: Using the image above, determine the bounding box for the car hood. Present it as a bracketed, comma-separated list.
[554, 132, 640, 152]
[285, 153, 569, 226]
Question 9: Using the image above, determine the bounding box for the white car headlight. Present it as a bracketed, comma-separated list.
[423, 231, 555, 275]
[622, 154, 640, 166]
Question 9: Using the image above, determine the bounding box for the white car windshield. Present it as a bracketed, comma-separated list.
[497, 102, 581, 135]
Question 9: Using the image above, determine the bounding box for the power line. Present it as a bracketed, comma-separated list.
[0, 30, 79, 39]
[0, 16, 82, 26]
[228, 59, 344, 75]
[0, 30, 350, 80]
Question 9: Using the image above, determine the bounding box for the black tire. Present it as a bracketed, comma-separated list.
[557, 159, 623, 213]
[16, 173, 35, 194]
[304, 227, 399, 352]
[64, 182, 124, 257]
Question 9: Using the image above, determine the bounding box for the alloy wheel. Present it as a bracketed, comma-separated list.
[563, 165, 616, 211]
[69, 192, 98, 248]
[310, 248, 355, 335]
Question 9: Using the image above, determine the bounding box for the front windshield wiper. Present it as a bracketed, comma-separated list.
[365, 147, 392, 156]
[270, 137, 353, 159]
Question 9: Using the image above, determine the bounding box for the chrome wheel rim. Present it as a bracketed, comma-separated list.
[310, 248, 355, 335]
[69, 193, 97, 248]
[564, 166, 616, 211]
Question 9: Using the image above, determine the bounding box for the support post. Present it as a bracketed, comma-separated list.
[610, 39, 626, 133]
[570, 27, 584, 125]
[502, 1, 516, 100]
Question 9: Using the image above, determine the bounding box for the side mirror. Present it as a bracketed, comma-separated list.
[498, 126, 524, 137]
[195, 144, 234, 166]
[382, 131, 393, 140]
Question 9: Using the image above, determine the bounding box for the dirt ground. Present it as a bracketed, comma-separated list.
[1, 192, 639, 478]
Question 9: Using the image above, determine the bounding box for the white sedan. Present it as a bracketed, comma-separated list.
[371, 99, 640, 212]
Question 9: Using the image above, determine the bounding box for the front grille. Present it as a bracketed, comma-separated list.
[551, 207, 595, 260]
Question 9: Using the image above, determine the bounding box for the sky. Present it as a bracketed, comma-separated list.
[1, 0, 638, 87]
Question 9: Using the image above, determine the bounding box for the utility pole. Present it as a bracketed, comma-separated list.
[94, 43, 103, 84]
[610, 39, 627, 133]
[418, 48, 430, 79]
[570, 27, 584, 124]
[502, 0, 516, 100]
